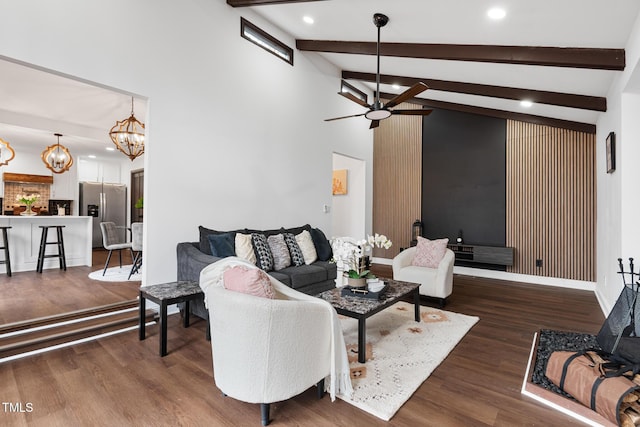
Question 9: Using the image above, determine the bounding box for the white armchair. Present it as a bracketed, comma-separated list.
[200, 258, 352, 426]
[392, 247, 455, 307]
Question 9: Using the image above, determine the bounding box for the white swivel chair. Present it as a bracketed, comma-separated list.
[392, 247, 455, 307]
[200, 259, 350, 426]
[99, 222, 133, 276]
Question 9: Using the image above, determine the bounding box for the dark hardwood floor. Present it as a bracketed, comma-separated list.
[0, 249, 140, 325]
[1, 263, 605, 426]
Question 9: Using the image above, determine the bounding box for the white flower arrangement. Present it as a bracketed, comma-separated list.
[331, 233, 392, 279]
[16, 193, 40, 205]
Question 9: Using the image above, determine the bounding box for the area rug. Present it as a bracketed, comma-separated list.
[338, 302, 479, 420]
[88, 265, 141, 282]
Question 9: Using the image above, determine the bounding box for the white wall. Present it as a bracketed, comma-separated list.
[332, 153, 366, 239]
[595, 12, 640, 313]
[0, 0, 373, 285]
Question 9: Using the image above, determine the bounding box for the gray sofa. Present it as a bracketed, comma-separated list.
[176, 224, 337, 320]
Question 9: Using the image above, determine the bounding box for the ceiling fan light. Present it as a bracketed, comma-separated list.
[365, 109, 392, 120]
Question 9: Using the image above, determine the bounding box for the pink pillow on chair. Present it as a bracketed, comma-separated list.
[223, 266, 275, 299]
[411, 236, 449, 268]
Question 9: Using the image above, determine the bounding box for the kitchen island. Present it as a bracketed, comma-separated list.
[0, 215, 92, 273]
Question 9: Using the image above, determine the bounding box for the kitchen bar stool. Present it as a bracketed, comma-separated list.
[0, 226, 11, 276]
[36, 225, 67, 273]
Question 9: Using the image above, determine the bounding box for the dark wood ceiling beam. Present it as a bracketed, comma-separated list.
[227, 0, 328, 6]
[344, 71, 606, 112]
[378, 92, 596, 134]
[297, 40, 625, 70]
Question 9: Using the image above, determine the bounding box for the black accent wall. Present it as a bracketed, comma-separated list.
[421, 109, 506, 246]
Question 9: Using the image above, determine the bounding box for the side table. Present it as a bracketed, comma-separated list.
[139, 280, 205, 357]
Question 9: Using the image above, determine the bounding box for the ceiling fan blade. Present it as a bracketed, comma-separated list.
[391, 109, 433, 116]
[384, 82, 429, 109]
[369, 120, 380, 129]
[338, 91, 370, 108]
[324, 113, 367, 122]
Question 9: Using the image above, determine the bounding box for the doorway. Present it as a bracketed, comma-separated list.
[332, 152, 366, 239]
[131, 168, 144, 222]
[0, 56, 147, 327]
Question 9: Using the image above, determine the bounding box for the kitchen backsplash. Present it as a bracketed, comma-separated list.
[4, 182, 51, 211]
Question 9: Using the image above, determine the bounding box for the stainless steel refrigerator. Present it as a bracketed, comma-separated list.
[79, 182, 128, 248]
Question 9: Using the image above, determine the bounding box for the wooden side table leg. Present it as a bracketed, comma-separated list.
[358, 317, 366, 363]
[414, 289, 421, 322]
[139, 293, 146, 340]
[160, 301, 168, 356]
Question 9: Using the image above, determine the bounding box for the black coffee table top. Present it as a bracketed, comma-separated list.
[317, 279, 419, 315]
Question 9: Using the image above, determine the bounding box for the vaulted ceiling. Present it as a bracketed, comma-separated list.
[228, 0, 640, 133]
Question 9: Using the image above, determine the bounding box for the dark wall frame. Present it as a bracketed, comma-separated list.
[241, 17, 294, 65]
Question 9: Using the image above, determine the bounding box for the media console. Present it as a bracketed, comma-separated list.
[447, 244, 513, 267]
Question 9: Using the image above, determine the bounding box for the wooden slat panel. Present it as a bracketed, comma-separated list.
[506, 121, 596, 281]
[372, 102, 423, 258]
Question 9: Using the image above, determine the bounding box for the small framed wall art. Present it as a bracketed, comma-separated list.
[332, 169, 348, 195]
[606, 132, 616, 173]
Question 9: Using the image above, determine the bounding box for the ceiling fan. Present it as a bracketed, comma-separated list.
[325, 13, 432, 129]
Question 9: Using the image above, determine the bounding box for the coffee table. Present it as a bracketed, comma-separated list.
[317, 279, 421, 363]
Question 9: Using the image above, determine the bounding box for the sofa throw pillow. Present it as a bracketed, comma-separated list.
[199, 226, 224, 255]
[295, 230, 318, 265]
[207, 233, 235, 258]
[283, 233, 305, 267]
[310, 228, 333, 261]
[235, 233, 256, 264]
[267, 234, 292, 271]
[412, 236, 449, 268]
[223, 265, 275, 299]
[251, 233, 274, 272]
[199, 226, 246, 255]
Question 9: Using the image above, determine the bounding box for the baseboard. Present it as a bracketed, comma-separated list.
[452, 266, 596, 291]
[372, 257, 595, 291]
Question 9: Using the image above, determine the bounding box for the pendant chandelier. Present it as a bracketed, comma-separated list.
[41, 133, 73, 174]
[109, 97, 145, 161]
[0, 137, 16, 166]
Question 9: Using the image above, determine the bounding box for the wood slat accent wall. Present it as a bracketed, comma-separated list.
[372, 102, 423, 258]
[506, 120, 596, 281]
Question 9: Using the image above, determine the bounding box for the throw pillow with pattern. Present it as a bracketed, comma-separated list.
[412, 236, 449, 268]
[267, 234, 292, 271]
[283, 233, 305, 267]
[251, 233, 274, 272]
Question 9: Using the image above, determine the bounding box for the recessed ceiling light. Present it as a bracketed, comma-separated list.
[520, 100, 533, 108]
[392, 84, 400, 90]
[303, 16, 314, 25]
[487, 7, 506, 20]
[88, 155, 96, 159]
[106, 147, 115, 151]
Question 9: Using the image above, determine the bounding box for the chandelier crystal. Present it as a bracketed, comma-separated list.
[109, 97, 145, 161]
[41, 133, 73, 174]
